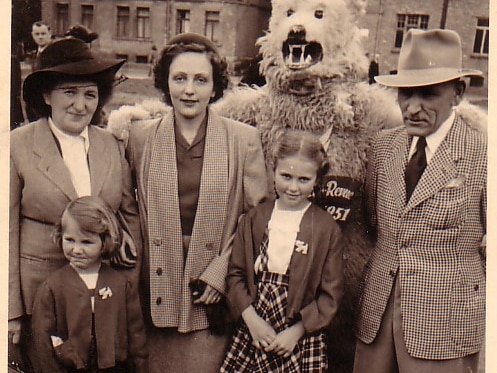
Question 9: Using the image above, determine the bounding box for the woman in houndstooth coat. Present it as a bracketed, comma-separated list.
[109, 33, 268, 372]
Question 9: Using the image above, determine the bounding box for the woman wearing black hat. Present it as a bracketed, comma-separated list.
[9, 37, 142, 372]
[116, 33, 268, 372]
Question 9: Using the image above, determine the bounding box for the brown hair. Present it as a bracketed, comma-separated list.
[271, 129, 330, 185]
[53, 196, 122, 260]
[153, 37, 229, 105]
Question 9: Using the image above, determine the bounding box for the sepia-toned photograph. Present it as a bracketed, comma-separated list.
[7, 0, 492, 372]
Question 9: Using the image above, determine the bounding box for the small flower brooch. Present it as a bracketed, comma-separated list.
[98, 286, 113, 300]
[295, 240, 309, 255]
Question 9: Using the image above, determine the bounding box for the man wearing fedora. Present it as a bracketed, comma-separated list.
[353, 29, 486, 373]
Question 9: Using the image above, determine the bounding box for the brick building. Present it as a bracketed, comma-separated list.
[38, 0, 488, 88]
[360, 0, 489, 93]
[40, 0, 271, 68]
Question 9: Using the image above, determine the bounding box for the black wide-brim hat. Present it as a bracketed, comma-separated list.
[23, 37, 125, 103]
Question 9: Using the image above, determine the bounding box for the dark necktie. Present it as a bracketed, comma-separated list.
[405, 136, 427, 201]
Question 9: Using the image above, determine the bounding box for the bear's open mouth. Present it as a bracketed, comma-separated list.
[283, 41, 323, 70]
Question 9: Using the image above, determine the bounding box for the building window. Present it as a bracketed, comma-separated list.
[394, 14, 429, 48]
[205, 11, 220, 43]
[117, 6, 130, 38]
[176, 9, 190, 34]
[473, 17, 489, 55]
[137, 7, 151, 39]
[136, 55, 148, 63]
[56, 3, 69, 36]
[81, 5, 94, 30]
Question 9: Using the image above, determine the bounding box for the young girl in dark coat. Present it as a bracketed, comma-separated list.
[221, 130, 344, 372]
[32, 196, 148, 373]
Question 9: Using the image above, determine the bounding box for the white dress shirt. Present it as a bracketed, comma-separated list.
[408, 110, 455, 164]
[49, 118, 92, 197]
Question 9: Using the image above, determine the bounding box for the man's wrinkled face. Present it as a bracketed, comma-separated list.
[397, 80, 463, 137]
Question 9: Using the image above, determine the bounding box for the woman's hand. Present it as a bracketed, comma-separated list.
[8, 319, 22, 345]
[110, 231, 137, 268]
[192, 284, 223, 305]
[265, 322, 305, 358]
[242, 306, 276, 350]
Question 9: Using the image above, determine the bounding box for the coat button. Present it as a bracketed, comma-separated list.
[206, 243, 214, 250]
[156, 268, 163, 276]
[474, 284, 479, 291]
[389, 270, 396, 278]
[156, 297, 162, 305]
[153, 238, 162, 246]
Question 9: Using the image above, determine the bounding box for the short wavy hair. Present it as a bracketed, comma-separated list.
[52, 196, 123, 260]
[153, 37, 229, 105]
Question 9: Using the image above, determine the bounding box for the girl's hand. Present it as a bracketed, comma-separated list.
[192, 284, 223, 305]
[265, 322, 305, 357]
[242, 306, 276, 349]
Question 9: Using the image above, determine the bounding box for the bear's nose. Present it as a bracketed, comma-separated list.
[288, 25, 306, 41]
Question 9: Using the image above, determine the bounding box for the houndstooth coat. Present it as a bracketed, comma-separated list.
[125, 108, 267, 332]
[356, 115, 486, 360]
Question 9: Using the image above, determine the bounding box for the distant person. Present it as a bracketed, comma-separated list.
[65, 24, 99, 44]
[26, 21, 53, 122]
[30, 21, 52, 72]
[147, 45, 159, 77]
[32, 196, 148, 373]
[368, 54, 379, 84]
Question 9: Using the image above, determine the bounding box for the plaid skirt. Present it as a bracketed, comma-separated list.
[220, 271, 328, 373]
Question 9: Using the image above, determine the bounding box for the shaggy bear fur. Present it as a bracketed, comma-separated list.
[107, 1, 487, 371]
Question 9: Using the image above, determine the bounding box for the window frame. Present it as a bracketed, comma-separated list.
[81, 4, 94, 30]
[394, 13, 429, 49]
[472, 17, 489, 55]
[116, 5, 131, 39]
[176, 9, 190, 34]
[204, 11, 220, 43]
[136, 6, 151, 40]
[56, 3, 69, 36]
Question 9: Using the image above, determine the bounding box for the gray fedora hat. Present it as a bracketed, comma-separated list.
[375, 28, 482, 87]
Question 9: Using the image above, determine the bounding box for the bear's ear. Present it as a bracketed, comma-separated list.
[348, 0, 368, 16]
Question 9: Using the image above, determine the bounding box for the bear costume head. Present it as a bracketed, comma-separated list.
[259, 0, 369, 95]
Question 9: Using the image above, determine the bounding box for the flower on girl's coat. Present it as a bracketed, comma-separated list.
[98, 286, 113, 300]
[295, 240, 308, 255]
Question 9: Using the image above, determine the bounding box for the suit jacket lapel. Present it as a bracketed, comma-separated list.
[88, 126, 110, 196]
[34, 119, 77, 200]
[406, 116, 464, 211]
[384, 131, 410, 211]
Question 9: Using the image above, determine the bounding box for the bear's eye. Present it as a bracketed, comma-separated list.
[315, 9, 324, 19]
[287, 9, 295, 17]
